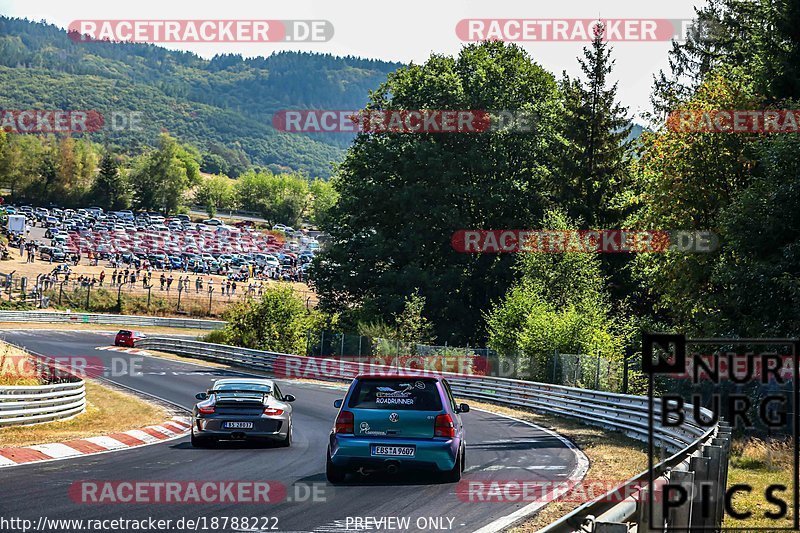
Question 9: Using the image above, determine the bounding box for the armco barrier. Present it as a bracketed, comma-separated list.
[0, 310, 224, 330]
[0, 379, 86, 427]
[137, 337, 731, 532]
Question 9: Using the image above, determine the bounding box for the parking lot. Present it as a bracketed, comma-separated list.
[0, 206, 319, 311]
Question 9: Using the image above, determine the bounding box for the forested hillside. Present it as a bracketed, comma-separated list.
[0, 17, 403, 178]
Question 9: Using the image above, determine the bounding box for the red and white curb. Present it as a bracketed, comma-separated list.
[0, 416, 191, 468]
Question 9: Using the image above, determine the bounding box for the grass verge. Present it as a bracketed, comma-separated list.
[0, 380, 170, 447]
[0, 341, 39, 386]
[724, 437, 794, 530]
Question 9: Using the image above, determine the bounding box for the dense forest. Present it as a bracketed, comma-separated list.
[0, 17, 403, 178]
[313, 0, 800, 370]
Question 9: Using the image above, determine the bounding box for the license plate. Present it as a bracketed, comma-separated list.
[223, 421, 254, 429]
[371, 445, 415, 457]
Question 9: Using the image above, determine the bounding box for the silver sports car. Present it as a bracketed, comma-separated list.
[191, 378, 295, 447]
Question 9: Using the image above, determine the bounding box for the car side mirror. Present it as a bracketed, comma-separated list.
[195, 392, 207, 400]
[458, 403, 470, 413]
[284, 394, 296, 402]
[333, 399, 343, 408]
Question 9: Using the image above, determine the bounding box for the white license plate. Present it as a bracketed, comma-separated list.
[371, 445, 415, 457]
[223, 421, 254, 429]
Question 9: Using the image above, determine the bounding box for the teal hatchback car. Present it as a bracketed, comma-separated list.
[326, 375, 469, 483]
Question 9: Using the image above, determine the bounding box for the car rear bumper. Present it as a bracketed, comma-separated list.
[329, 435, 460, 472]
[194, 417, 287, 441]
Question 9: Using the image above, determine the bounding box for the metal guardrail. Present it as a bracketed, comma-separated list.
[0, 311, 224, 330]
[0, 374, 86, 427]
[137, 337, 731, 532]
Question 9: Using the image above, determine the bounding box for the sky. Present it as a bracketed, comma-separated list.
[0, 0, 706, 120]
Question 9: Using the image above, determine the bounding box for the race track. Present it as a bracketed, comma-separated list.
[0, 330, 584, 533]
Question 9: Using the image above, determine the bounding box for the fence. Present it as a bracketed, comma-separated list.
[136, 336, 730, 532]
[0, 268, 316, 317]
[0, 351, 86, 427]
[309, 332, 636, 393]
[0, 310, 224, 330]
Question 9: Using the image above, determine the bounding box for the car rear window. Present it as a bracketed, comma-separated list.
[347, 378, 443, 411]
[117, 330, 132, 336]
[213, 383, 272, 399]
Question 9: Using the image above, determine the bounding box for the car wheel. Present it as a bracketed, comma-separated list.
[326, 449, 346, 484]
[277, 423, 292, 448]
[443, 447, 463, 482]
[191, 430, 212, 448]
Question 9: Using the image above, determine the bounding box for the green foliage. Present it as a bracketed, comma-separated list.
[308, 178, 339, 227]
[394, 292, 435, 345]
[0, 17, 404, 178]
[235, 170, 309, 226]
[91, 150, 131, 210]
[559, 27, 632, 227]
[211, 285, 326, 354]
[486, 210, 623, 381]
[314, 41, 564, 344]
[195, 175, 235, 218]
[128, 133, 201, 214]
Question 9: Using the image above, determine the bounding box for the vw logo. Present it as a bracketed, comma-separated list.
[389, 413, 399, 423]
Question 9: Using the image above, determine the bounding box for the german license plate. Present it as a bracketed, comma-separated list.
[223, 421, 254, 429]
[371, 445, 415, 457]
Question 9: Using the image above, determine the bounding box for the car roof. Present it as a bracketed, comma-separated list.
[354, 374, 442, 381]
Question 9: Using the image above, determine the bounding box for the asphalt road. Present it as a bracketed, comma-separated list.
[0, 330, 582, 533]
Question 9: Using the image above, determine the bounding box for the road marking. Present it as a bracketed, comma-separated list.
[28, 443, 83, 459]
[84, 436, 127, 450]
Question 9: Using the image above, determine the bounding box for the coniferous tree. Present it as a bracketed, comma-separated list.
[559, 23, 632, 227]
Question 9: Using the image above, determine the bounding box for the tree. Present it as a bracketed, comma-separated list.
[129, 133, 201, 214]
[394, 292, 435, 345]
[313, 41, 564, 344]
[212, 285, 326, 354]
[195, 175, 234, 218]
[486, 209, 623, 382]
[652, 0, 800, 114]
[308, 178, 338, 228]
[559, 24, 632, 227]
[91, 150, 130, 210]
[235, 170, 309, 226]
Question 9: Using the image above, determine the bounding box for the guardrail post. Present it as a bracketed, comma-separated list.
[689, 454, 713, 531]
[637, 483, 666, 533]
[667, 470, 694, 531]
[703, 445, 724, 529]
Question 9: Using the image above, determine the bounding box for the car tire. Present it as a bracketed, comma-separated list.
[278, 424, 292, 448]
[326, 449, 346, 484]
[191, 430, 213, 448]
[443, 446, 463, 482]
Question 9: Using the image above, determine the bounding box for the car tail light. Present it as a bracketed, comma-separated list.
[263, 408, 285, 416]
[435, 414, 456, 438]
[334, 411, 354, 434]
[198, 405, 215, 415]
